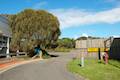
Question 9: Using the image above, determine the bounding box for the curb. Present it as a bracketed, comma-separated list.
[0, 59, 44, 74]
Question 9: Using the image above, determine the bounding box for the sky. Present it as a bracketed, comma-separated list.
[0, 0, 120, 39]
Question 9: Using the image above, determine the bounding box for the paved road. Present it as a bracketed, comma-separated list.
[0, 50, 83, 80]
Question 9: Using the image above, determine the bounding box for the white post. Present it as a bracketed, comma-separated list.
[81, 49, 85, 67]
[6, 37, 10, 58]
[16, 50, 19, 56]
[81, 54, 84, 67]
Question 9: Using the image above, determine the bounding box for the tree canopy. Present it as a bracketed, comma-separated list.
[8, 9, 61, 52]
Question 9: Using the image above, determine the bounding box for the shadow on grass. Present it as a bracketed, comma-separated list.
[78, 64, 82, 67]
[98, 60, 120, 69]
[109, 62, 120, 69]
[98, 61, 105, 64]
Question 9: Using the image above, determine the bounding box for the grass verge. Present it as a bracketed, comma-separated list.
[109, 60, 120, 69]
[67, 59, 120, 80]
[54, 48, 72, 52]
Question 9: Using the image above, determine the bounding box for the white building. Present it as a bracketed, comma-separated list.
[0, 15, 12, 57]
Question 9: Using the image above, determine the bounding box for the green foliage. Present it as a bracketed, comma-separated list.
[77, 36, 87, 40]
[8, 9, 61, 52]
[57, 38, 75, 48]
[77, 36, 101, 40]
[68, 59, 120, 80]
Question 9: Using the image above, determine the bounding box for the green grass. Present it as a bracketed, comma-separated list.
[54, 48, 72, 52]
[68, 59, 120, 80]
[109, 60, 120, 69]
[16, 56, 31, 60]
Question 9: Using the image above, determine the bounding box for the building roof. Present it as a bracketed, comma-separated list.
[0, 15, 12, 37]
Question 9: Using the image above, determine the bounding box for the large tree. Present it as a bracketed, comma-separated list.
[8, 9, 61, 52]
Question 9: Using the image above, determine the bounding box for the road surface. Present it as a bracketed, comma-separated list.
[0, 50, 83, 80]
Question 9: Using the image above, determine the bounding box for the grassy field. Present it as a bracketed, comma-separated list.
[68, 59, 120, 80]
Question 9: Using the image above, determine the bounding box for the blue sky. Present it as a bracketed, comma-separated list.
[0, 0, 120, 38]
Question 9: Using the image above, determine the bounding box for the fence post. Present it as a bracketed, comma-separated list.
[98, 48, 101, 60]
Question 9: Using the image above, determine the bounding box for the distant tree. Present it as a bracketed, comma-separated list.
[77, 36, 101, 40]
[57, 38, 75, 48]
[77, 36, 87, 40]
[7, 9, 61, 52]
[88, 36, 101, 39]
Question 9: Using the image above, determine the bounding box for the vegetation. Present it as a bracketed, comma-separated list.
[56, 38, 75, 48]
[77, 36, 101, 40]
[68, 59, 120, 80]
[54, 47, 71, 52]
[7, 9, 60, 53]
[49, 38, 75, 52]
[44, 38, 75, 52]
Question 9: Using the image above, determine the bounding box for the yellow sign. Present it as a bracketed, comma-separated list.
[88, 48, 109, 52]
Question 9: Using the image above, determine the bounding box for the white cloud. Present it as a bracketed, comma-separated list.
[50, 7, 120, 29]
[70, 33, 88, 39]
[112, 35, 120, 37]
[33, 1, 47, 9]
[81, 33, 88, 37]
